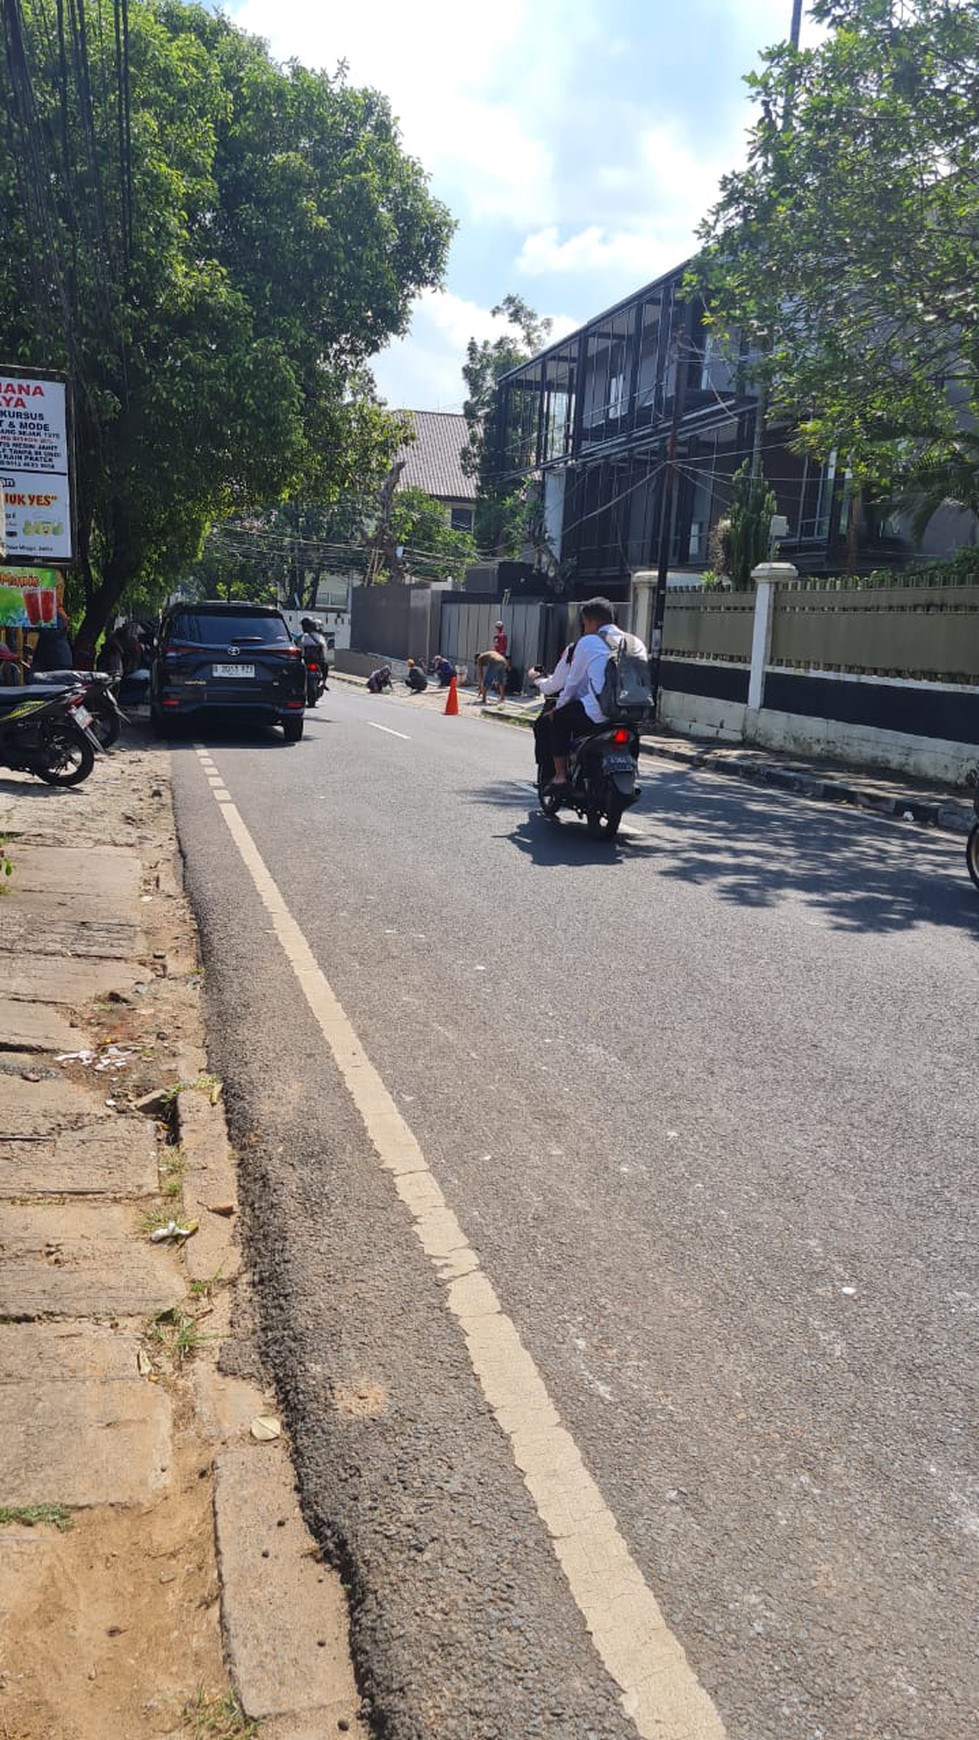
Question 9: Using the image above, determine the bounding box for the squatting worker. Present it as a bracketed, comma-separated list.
[544, 597, 647, 795]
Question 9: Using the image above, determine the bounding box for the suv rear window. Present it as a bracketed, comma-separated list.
[169, 610, 291, 645]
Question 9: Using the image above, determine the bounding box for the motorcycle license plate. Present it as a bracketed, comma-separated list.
[74, 704, 93, 729]
[212, 664, 255, 678]
[603, 753, 635, 772]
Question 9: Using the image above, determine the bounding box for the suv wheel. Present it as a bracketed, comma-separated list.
[282, 716, 304, 743]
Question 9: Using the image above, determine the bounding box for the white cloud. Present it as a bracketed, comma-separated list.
[371, 288, 577, 410]
[235, 0, 564, 228]
[230, 0, 832, 407]
[516, 120, 746, 286]
[517, 226, 666, 281]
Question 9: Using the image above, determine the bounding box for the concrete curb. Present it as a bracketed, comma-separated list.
[642, 736, 974, 836]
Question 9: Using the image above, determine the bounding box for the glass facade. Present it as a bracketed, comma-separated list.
[491, 261, 895, 588]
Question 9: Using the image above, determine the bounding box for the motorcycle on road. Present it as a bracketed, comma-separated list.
[537, 720, 641, 841]
[0, 686, 102, 785]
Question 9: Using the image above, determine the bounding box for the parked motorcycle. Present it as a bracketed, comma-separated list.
[0, 687, 101, 785]
[967, 785, 979, 892]
[29, 668, 126, 748]
[537, 722, 641, 840]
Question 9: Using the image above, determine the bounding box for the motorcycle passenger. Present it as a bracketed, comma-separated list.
[531, 642, 575, 781]
[543, 598, 647, 796]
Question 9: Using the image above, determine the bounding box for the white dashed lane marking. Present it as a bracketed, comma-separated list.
[192, 746, 726, 1740]
[367, 721, 411, 739]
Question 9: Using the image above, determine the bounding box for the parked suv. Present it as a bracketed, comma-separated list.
[150, 601, 306, 739]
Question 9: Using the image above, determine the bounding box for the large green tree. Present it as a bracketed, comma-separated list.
[462, 294, 550, 556]
[0, 0, 452, 643]
[691, 0, 979, 512]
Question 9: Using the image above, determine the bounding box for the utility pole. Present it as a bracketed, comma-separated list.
[649, 298, 688, 716]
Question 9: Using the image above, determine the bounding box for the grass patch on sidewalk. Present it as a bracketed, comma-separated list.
[0, 1502, 72, 1532]
[145, 1305, 216, 1366]
[187, 1687, 258, 1739]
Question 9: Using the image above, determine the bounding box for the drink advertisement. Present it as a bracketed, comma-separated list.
[0, 370, 73, 563]
[0, 566, 60, 629]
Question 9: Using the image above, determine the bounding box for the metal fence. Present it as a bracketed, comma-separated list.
[439, 599, 576, 682]
[662, 578, 979, 685]
[661, 589, 754, 663]
[770, 581, 979, 682]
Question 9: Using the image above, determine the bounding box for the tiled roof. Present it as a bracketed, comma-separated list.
[397, 410, 476, 504]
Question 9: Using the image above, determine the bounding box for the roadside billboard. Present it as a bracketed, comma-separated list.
[0, 370, 73, 563]
[0, 566, 60, 629]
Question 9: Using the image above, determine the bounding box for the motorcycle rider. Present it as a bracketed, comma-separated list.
[300, 617, 330, 695]
[543, 598, 647, 795]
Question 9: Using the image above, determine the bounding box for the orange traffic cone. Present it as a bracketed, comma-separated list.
[444, 676, 459, 716]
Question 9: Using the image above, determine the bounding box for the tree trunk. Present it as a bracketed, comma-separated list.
[75, 497, 142, 657]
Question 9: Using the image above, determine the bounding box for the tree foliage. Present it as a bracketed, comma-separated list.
[0, 0, 452, 643]
[462, 294, 551, 556]
[691, 0, 979, 508]
[726, 463, 778, 589]
[386, 486, 476, 583]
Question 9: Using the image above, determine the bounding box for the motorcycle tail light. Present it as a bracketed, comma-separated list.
[612, 727, 631, 744]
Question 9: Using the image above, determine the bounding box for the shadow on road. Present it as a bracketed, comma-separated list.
[471, 771, 979, 936]
[643, 767, 977, 937]
[150, 718, 324, 750]
[469, 782, 661, 866]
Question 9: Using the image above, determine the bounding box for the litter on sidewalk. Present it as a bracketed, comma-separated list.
[148, 1218, 198, 1243]
[55, 1044, 134, 1071]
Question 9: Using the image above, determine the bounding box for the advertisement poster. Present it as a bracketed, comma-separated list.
[0, 371, 73, 563]
[0, 566, 60, 629]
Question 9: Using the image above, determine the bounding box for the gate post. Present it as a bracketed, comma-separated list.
[747, 561, 798, 716]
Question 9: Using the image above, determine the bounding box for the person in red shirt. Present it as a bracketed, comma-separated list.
[493, 620, 508, 657]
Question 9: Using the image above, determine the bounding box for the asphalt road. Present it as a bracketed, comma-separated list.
[170, 684, 978, 1740]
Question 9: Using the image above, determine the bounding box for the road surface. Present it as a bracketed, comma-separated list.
[170, 684, 978, 1740]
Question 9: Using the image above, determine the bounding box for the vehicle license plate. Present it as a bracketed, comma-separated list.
[603, 753, 634, 772]
[212, 663, 255, 678]
[74, 704, 93, 728]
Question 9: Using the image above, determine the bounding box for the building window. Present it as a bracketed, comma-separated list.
[451, 506, 474, 532]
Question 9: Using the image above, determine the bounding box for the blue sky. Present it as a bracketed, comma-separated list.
[231, 0, 820, 411]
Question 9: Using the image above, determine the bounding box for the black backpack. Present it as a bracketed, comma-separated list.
[592, 628, 653, 724]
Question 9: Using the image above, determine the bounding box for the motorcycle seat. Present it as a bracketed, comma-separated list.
[0, 682, 75, 710]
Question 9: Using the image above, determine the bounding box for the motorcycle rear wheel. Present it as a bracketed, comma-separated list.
[586, 792, 624, 841]
[966, 824, 979, 892]
[36, 723, 95, 786]
[90, 699, 121, 749]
